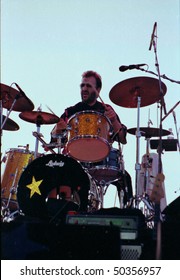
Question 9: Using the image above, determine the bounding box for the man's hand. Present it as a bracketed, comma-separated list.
[104, 105, 117, 122]
[51, 118, 67, 136]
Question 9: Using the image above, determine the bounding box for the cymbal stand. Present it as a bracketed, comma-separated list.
[34, 107, 43, 158]
[134, 95, 142, 208]
[0, 92, 22, 130]
[143, 117, 153, 194]
[34, 123, 41, 158]
[1, 94, 18, 157]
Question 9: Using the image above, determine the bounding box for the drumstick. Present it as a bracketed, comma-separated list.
[46, 105, 59, 118]
[98, 95, 108, 110]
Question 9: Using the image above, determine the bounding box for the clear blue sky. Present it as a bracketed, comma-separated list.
[1, 0, 180, 207]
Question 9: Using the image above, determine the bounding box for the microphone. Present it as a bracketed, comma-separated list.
[119, 64, 146, 72]
[149, 22, 157, 51]
[14, 83, 27, 97]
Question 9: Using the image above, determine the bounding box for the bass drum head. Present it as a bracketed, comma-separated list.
[17, 154, 90, 219]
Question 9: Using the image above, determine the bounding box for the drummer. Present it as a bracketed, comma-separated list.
[51, 70, 127, 144]
[48, 70, 127, 211]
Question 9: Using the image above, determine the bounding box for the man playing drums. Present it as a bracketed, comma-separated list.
[48, 70, 130, 212]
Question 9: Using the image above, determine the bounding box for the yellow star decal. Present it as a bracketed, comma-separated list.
[26, 176, 43, 198]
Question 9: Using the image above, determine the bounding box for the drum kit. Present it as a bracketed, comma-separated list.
[0, 76, 177, 223]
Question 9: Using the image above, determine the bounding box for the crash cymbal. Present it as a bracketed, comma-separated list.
[109, 76, 167, 108]
[127, 127, 171, 138]
[19, 111, 59, 125]
[1, 115, 19, 131]
[1, 83, 34, 112]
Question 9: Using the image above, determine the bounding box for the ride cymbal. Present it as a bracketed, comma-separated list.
[1, 83, 34, 112]
[19, 111, 59, 125]
[1, 115, 19, 131]
[109, 76, 167, 108]
[127, 127, 171, 138]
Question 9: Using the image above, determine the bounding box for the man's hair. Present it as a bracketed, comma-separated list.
[82, 70, 102, 89]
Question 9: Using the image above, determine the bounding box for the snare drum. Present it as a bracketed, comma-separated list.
[82, 148, 122, 184]
[1, 148, 35, 208]
[66, 111, 112, 162]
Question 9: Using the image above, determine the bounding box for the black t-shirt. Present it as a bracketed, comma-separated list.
[61, 101, 106, 120]
[60, 101, 120, 123]
[50, 101, 121, 143]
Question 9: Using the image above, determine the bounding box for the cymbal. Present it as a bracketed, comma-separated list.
[127, 127, 171, 138]
[1, 83, 34, 112]
[1, 115, 19, 131]
[109, 76, 167, 108]
[19, 111, 59, 125]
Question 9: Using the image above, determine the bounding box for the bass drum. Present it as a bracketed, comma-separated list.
[17, 154, 90, 219]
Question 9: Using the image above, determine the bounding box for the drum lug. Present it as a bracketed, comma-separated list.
[97, 128, 101, 135]
[67, 124, 72, 131]
[75, 117, 79, 125]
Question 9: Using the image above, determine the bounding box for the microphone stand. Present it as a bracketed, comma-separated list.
[150, 25, 165, 260]
[137, 67, 180, 85]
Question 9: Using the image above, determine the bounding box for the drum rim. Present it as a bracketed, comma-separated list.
[67, 110, 112, 125]
[67, 135, 112, 143]
[6, 148, 34, 154]
[88, 166, 121, 172]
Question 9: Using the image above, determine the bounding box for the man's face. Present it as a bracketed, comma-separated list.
[80, 76, 100, 105]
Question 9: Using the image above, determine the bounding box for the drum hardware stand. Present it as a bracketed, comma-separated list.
[34, 107, 43, 158]
[0, 97, 16, 161]
[0, 92, 20, 131]
[2, 209, 20, 223]
[1, 166, 20, 222]
[141, 118, 154, 196]
[54, 131, 68, 154]
[5, 168, 18, 209]
[118, 141, 130, 207]
[33, 131, 56, 154]
[150, 22, 167, 260]
[98, 180, 109, 208]
[134, 95, 142, 208]
[1, 167, 18, 217]
[138, 136, 156, 222]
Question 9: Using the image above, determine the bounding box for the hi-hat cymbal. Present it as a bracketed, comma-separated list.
[127, 127, 171, 138]
[1, 115, 19, 131]
[109, 76, 167, 108]
[19, 111, 59, 125]
[1, 83, 34, 112]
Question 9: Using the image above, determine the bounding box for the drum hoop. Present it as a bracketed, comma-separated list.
[108, 147, 120, 153]
[7, 148, 34, 155]
[89, 165, 121, 172]
[67, 135, 111, 142]
[68, 110, 112, 126]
